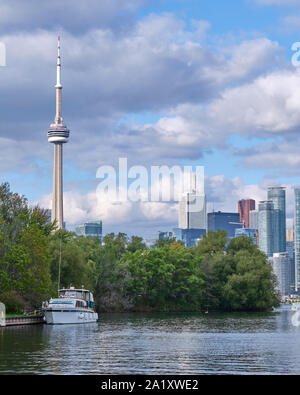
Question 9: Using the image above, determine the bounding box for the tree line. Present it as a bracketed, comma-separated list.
[0, 183, 280, 313]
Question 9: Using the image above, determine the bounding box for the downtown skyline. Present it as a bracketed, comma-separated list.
[1, 0, 300, 237]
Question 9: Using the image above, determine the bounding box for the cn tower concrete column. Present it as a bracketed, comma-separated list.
[57, 143, 63, 230]
[51, 143, 63, 229]
[51, 144, 57, 225]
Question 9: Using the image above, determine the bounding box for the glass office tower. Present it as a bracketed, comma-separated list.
[267, 187, 286, 253]
[294, 189, 300, 291]
[174, 228, 206, 247]
[271, 252, 292, 297]
[258, 201, 274, 257]
[286, 241, 295, 292]
[207, 212, 241, 238]
[249, 210, 259, 230]
[235, 228, 257, 245]
[75, 221, 102, 241]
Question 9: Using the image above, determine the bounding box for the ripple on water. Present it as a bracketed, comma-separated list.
[1, 311, 300, 374]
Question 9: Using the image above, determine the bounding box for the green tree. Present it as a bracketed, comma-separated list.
[0, 183, 53, 312]
[222, 237, 280, 310]
[0, 183, 281, 315]
[127, 236, 146, 253]
[48, 230, 96, 294]
[118, 244, 205, 312]
[93, 233, 128, 311]
[194, 233, 279, 311]
[153, 237, 178, 248]
[194, 230, 228, 256]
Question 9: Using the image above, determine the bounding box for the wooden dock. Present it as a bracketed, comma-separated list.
[4, 315, 45, 326]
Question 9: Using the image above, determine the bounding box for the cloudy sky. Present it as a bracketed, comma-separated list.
[1, 0, 300, 238]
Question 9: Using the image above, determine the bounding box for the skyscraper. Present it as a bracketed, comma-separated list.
[48, 37, 70, 230]
[286, 229, 294, 242]
[75, 221, 103, 241]
[286, 240, 295, 293]
[238, 199, 255, 228]
[268, 187, 286, 253]
[294, 189, 300, 291]
[178, 173, 206, 230]
[179, 193, 207, 229]
[258, 201, 274, 257]
[249, 210, 259, 229]
[207, 211, 241, 238]
[270, 252, 292, 297]
[235, 228, 257, 245]
[158, 231, 174, 240]
[174, 228, 206, 247]
[249, 210, 259, 246]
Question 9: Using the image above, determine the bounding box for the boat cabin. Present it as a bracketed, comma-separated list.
[58, 287, 95, 309]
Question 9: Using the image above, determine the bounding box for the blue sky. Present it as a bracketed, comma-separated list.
[139, 0, 297, 48]
[1, 0, 300, 237]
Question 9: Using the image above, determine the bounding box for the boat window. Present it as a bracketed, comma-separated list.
[76, 300, 85, 308]
[50, 300, 73, 305]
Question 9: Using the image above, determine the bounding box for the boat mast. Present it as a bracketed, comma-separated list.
[58, 235, 62, 296]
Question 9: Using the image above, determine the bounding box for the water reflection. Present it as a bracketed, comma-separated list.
[1, 309, 300, 374]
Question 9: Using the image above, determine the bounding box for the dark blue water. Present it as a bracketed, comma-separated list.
[0, 306, 299, 375]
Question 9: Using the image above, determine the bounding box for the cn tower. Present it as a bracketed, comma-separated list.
[48, 37, 70, 229]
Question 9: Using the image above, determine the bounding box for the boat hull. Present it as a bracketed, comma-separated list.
[44, 309, 98, 325]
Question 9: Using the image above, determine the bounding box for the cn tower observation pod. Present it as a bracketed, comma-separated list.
[48, 123, 70, 143]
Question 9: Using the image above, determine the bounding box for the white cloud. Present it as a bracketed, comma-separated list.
[205, 38, 284, 85]
[208, 68, 300, 136]
[0, 19, 285, 174]
[206, 175, 267, 212]
[36, 188, 178, 237]
[234, 139, 300, 176]
[0, 0, 145, 34]
[0, 136, 48, 173]
[279, 15, 300, 32]
[113, 63, 300, 168]
[35, 174, 296, 235]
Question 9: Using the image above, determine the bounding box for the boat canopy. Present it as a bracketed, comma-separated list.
[58, 288, 94, 302]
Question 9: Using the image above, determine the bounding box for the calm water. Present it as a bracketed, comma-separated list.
[1, 306, 300, 375]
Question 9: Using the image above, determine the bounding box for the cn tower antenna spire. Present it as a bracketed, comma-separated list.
[54, 35, 63, 125]
[56, 36, 62, 89]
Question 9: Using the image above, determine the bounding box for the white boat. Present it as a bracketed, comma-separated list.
[43, 287, 98, 325]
